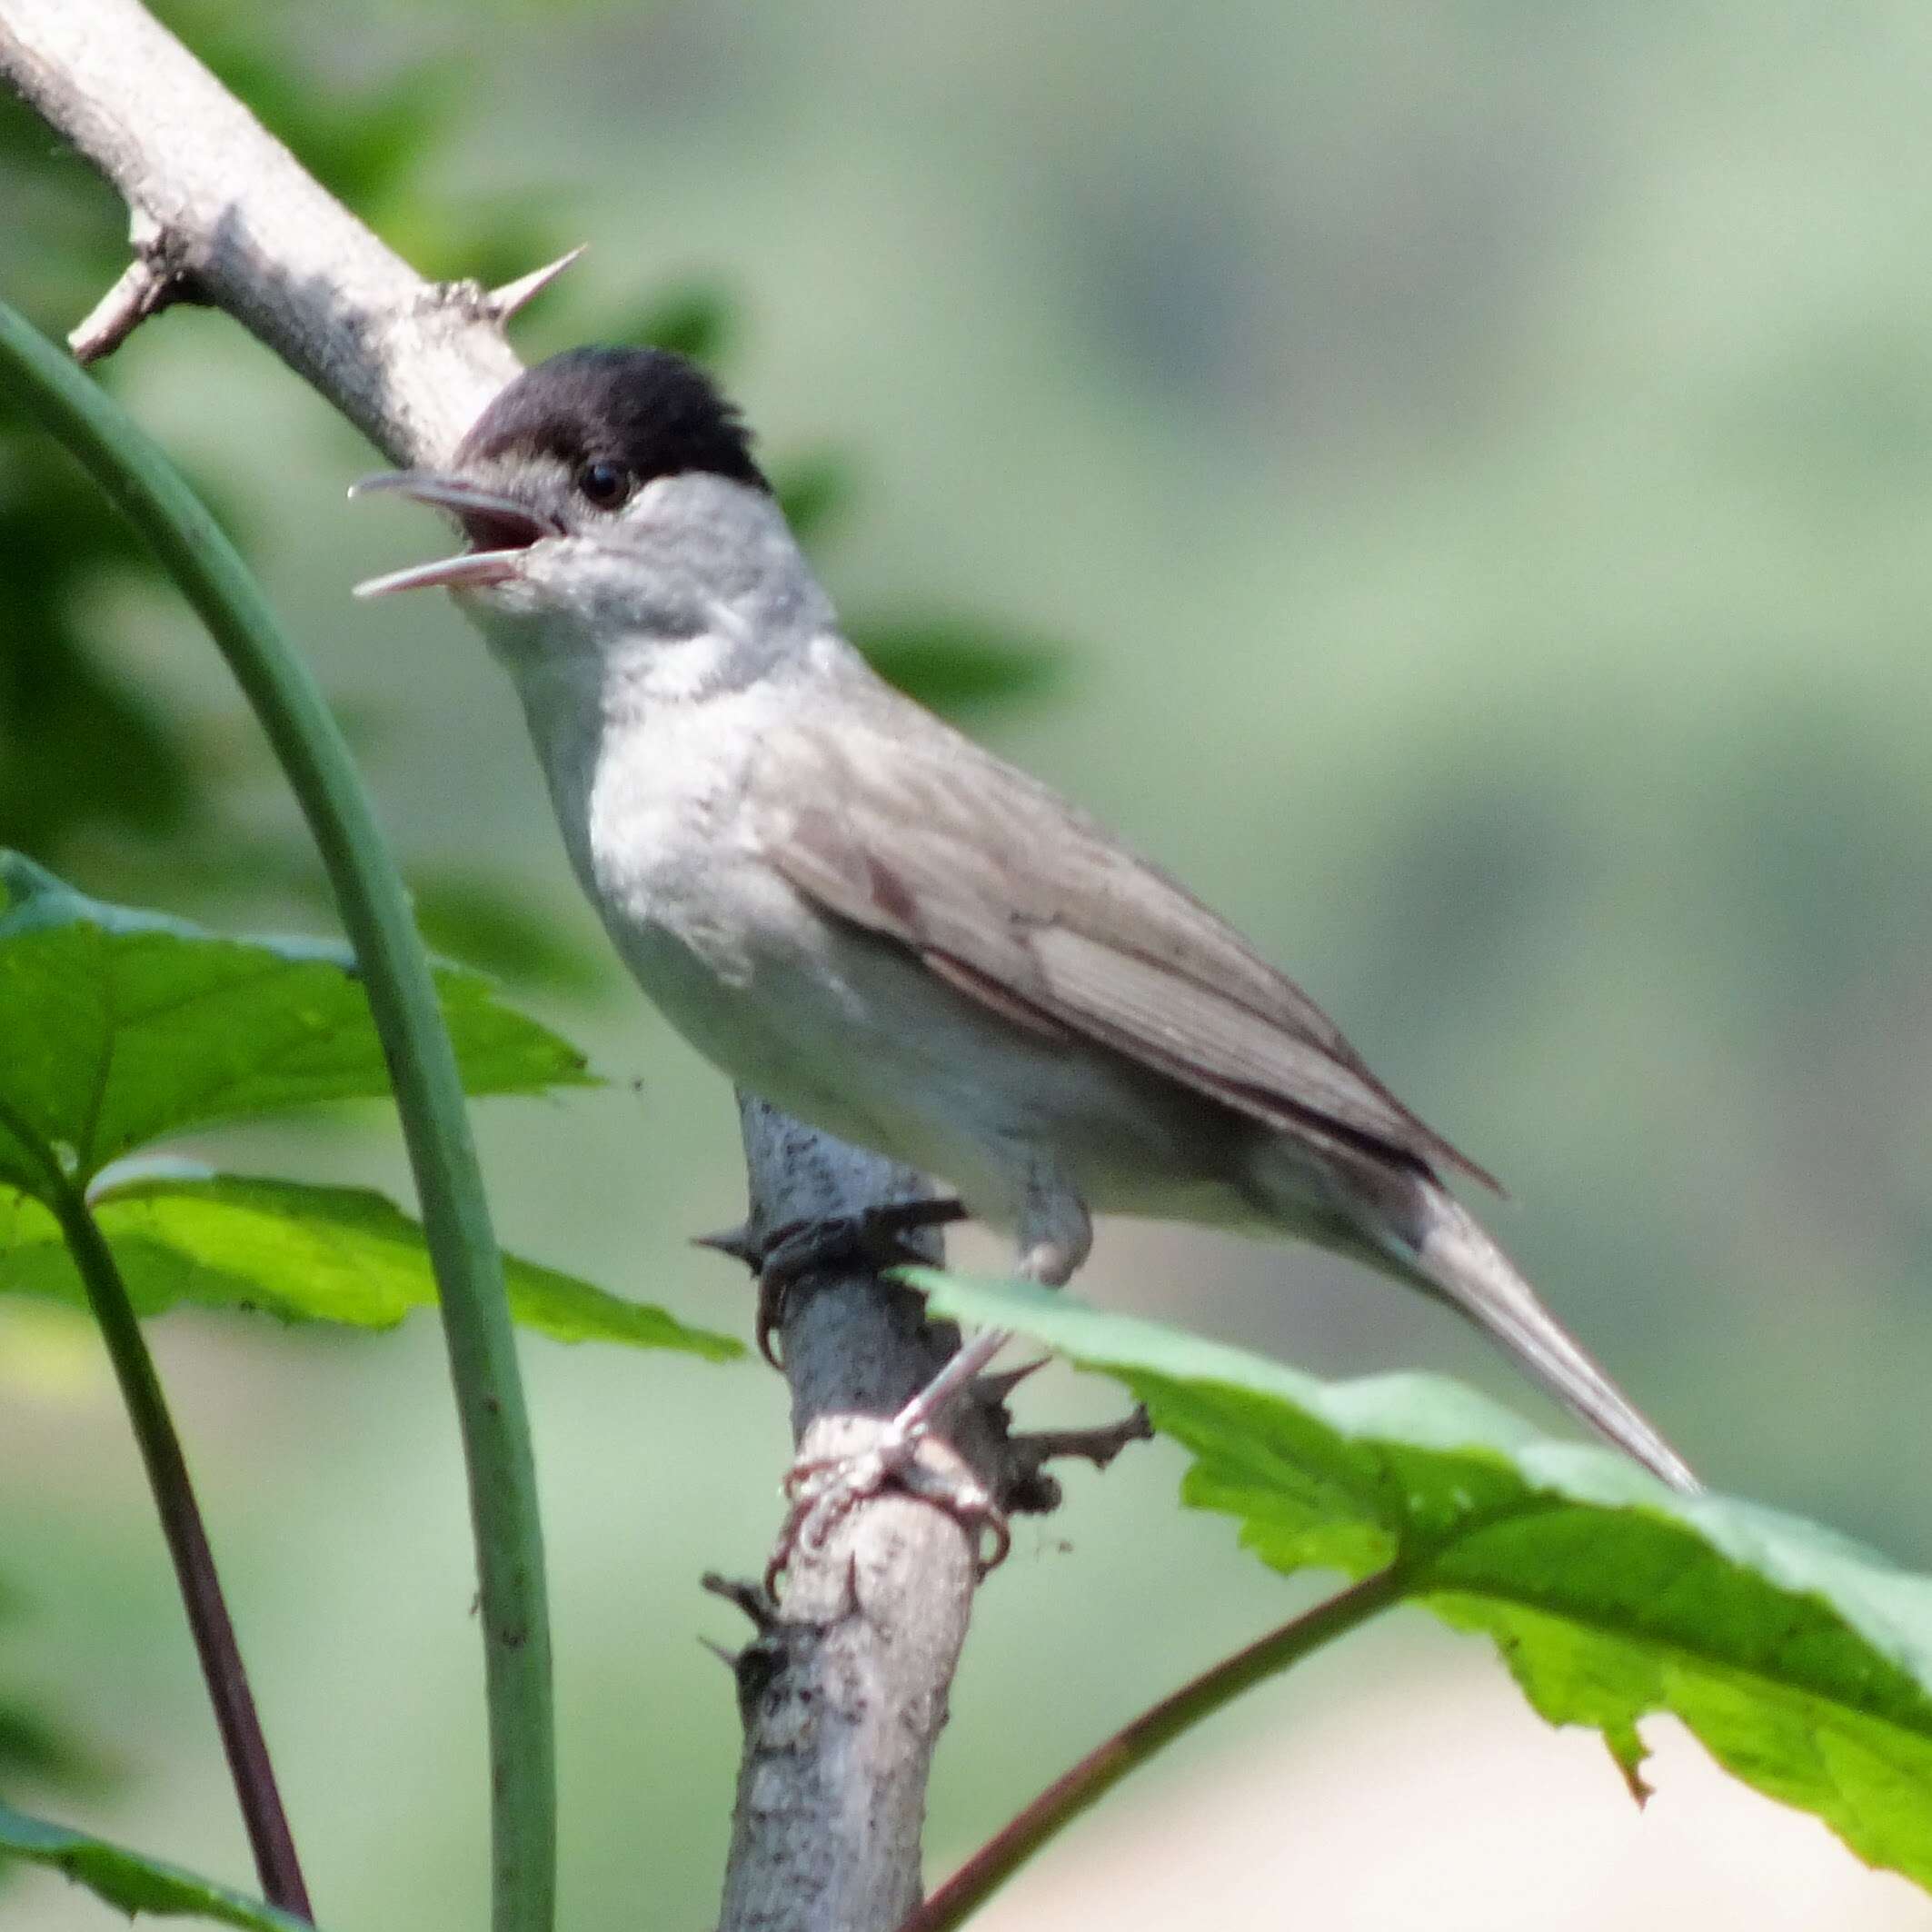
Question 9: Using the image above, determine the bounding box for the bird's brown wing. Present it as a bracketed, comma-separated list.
[749, 712, 1499, 1191]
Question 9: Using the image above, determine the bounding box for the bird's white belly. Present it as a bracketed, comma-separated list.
[597, 849, 1255, 1235]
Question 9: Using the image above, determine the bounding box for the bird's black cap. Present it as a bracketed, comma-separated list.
[455, 345, 769, 493]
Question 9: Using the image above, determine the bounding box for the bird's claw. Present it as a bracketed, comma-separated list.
[765, 1419, 1009, 1597]
[721, 1198, 966, 1369]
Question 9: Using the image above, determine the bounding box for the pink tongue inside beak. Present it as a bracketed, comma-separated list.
[348, 469, 558, 598]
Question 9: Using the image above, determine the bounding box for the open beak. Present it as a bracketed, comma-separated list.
[348, 470, 563, 598]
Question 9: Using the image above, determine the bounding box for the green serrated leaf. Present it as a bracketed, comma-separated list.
[911, 1270, 1932, 1896]
[0, 1799, 314, 1931]
[0, 1175, 740, 1359]
[0, 852, 593, 1196]
[847, 617, 1064, 716]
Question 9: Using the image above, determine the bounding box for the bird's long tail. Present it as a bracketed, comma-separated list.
[1375, 1183, 1700, 1494]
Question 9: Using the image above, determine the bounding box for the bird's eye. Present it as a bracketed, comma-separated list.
[574, 459, 633, 508]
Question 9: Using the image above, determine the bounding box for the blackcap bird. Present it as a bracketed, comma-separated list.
[354, 345, 1698, 1545]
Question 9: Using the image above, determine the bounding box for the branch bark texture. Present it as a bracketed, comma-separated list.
[0, 0, 514, 458]
[712, 1100, 1007, 1932]
[0, 6, 993, 1927]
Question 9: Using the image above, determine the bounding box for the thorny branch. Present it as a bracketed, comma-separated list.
[0, 6, 1133, 1927]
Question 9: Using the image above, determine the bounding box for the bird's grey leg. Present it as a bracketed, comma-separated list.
[768, 1171, 1091, 1590]
[863, 1179, 1091, 1441]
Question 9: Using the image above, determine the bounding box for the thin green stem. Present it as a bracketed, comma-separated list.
[899, 1566, 1407, 1932]
[0, 302, 554, 1932]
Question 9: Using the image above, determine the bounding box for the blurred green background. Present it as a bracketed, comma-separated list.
[5, 4, 1932, 1927]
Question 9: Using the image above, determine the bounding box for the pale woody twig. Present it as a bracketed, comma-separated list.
[0, 0, 514, 464]
[0, 6, 999, 1927]
[69, 208, 189, 363]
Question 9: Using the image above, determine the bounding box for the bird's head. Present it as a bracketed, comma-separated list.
[352, 345, 788, 651]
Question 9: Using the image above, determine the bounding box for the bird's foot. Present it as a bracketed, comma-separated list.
[694, 1197, 966, 1368]
[766, 1417, 1008, 1597]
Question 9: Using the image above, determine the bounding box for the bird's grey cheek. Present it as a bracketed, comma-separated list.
[453, 578, 535, 617]
[518, 538, 607, 606]
[451, 580, 553, 662]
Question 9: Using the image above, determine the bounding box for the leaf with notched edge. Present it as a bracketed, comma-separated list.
[0, 851, 591, 1199]
[0, 857, 737, 1358]
[0, 1800, 316, 1931]
[911, 1269, 1932, 1898]
[0, 1174, 740, 1359]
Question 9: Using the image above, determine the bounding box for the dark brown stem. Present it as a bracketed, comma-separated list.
[45, 1170, 312, 1919]
[898, 1567, 1408, 1932]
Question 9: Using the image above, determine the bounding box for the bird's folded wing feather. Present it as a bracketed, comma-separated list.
[748, 708, 1499, 1190]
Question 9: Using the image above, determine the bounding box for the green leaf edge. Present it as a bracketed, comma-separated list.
[0, 1799, 319, 1932]
[911, 1270, 1922, 1614]
[0, 1172, 743, 1361]
[0, 847, 598, 1083]
[909, 1268, 1932, 1894]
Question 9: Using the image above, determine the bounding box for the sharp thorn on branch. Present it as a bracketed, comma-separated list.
[692, 1221, 764, 1270]
[484, 244, 588, 324]
[972, 1357, 1051, 1408]
[701, 1569, 779, 1631]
